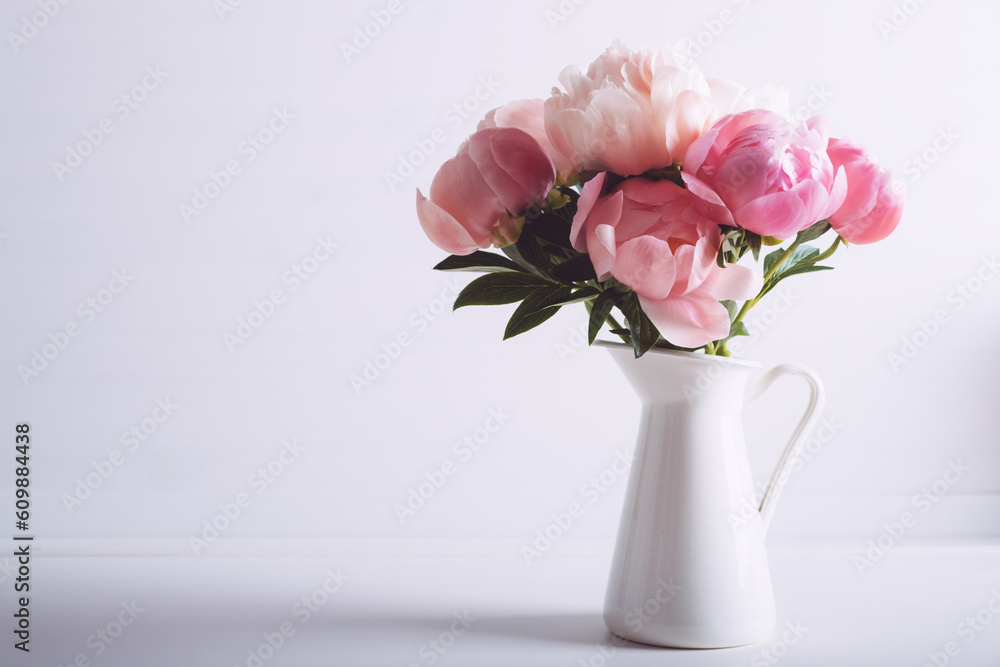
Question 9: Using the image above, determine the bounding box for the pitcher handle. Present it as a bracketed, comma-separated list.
[743, 363, 825, 535]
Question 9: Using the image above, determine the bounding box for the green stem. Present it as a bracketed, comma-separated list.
[731, 237, 803, 327]
[811, 235, 842, 263]
[606, 312, 631, 346]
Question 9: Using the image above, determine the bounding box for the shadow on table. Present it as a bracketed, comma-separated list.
[333, 611, 672, 651]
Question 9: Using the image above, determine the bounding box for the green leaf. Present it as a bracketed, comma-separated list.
[796, 219, 832, 243]
[758, 264, 833, 299]
[503, 286, 574, 340]
[729, 320, 749, 338]
[550, 253, 597, 283]
[748, 232, 762, 262]
[721, 299, 738, 321]
[764, 245, 819, 277]
[588, 288, 624, 345]
[716, 243, 728, 269]
[453, 272, 552, 310]
[619, 293, 661, 357]
[543, 286, 600, 309]
[529, 213, 574, 249]
[501, 244, 546, 276]
[513, 225, 556, 272]
[433, 251, 524, 274]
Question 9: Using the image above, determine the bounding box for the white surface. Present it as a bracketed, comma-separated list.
[0, 0, 997, 549]
[0, 1, 998, 663]
[5, 540, 1000, 666]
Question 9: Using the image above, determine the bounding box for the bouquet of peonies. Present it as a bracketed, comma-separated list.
[415, 41, 904, 357]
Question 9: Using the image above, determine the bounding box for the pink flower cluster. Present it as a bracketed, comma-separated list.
[417, 42, 904, 347]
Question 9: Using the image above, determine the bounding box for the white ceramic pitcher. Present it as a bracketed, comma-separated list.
[598, 341, 824, 648]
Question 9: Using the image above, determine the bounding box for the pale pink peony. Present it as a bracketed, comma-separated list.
[825, 137, 904, 244]
[682, 111, 847, 240]
[570, 173, 762, 347]
[479, 99, 573, 181]
[416, 127, 556, 255]
[544, 41, 785, 177]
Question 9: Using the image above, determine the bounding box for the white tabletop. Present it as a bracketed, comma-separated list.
[12, 538, 1000, 666]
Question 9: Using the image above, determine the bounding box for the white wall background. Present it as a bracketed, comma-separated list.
[0, 0, 997, 555]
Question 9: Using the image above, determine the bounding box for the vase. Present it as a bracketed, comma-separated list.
[597, 340, 824, 649]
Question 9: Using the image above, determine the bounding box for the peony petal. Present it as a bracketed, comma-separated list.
[733, 189, 806, 239]
[466, 128, 554, 215]
[681, 174, 735, 226]
[585, 191, 624, 279]
[833, 171, 904, 244]
[580, 87, 667, 174]
[570, 172, 607, 252]
[416, 190, 482, 255]
[638, 291, 731, 348]
[712, 141, 780, 211]
[789, 178, 829, 231]
[429, 152, 506, 241]
[670, 234, 718, 295]
[492, 98, 574, 180]
[828, 161, 878, 223]
[663, 90, 712, 162]
[592, 223, 618, 281]
[817, 164, 849, 222]
[699, 263, 763, 301]
[612, 236, 678, 300]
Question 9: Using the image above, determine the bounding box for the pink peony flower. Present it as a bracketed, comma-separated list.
[544, 41, 785, 177]
[682, 111, 847, 240]
[826, 137, 904, 244]
[416, 127, 556, 255]
[479, 99, 573, 181]
[570, 173, 762, 347]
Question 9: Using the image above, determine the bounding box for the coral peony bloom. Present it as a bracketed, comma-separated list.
[544, 41, 786, 177]
[825, 137, 904, 244]
[682, 111, 847, 240]
[416, 127, 556, 255]
[570, 173, 762, 347]
[479, 99, 573, 181]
